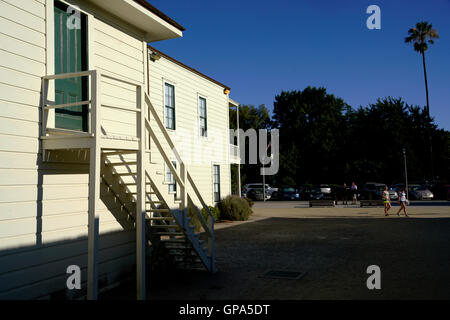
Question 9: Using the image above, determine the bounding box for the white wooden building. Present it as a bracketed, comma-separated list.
[0, 0, 240, 300]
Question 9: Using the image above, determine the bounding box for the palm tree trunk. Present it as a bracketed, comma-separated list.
[422, 51, 434, 180]
[422, 51, 430, 116]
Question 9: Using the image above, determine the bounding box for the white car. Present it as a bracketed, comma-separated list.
[408, 184, 434, 200]
[319, 184, 332, 194]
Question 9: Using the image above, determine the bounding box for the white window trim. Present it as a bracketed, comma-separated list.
[212, 163, 221, 203]
[164, 160, 177, 194]
[163, 79, 176, 132]
[197, 93, 208, 138]
[46, 0, 95, 129]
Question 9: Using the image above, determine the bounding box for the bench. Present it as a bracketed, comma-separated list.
[360, 200, 384, 207]
[309, 200, 335, 207]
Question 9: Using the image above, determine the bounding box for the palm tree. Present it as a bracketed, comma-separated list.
[405, 21, 439, 116]
[405, 22, 439, 181]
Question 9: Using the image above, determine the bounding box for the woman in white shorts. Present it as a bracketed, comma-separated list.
[396, 188, 408, 217]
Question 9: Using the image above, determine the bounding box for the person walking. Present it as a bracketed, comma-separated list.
[382, 185, 391, 216]
[396, 187, 409, 217]
[342, 183, 347, 205]
[351, 182, 358, 204]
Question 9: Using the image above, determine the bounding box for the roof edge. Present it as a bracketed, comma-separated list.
[148, 45, 231, 91]
[133, 0, 186, 32]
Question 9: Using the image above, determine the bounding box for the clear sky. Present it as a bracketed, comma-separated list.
[149, 0, 450, 130]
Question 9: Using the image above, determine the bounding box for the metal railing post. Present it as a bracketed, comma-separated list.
[208, 215, 215, 273]
[136, 85, 146, 300]
[41, 78, 49, 136]
[87, 70, 101, 300]
[180, 162, 187, 229]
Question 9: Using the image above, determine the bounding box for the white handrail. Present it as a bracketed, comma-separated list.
[41, 70, 143, 137]
[44, 100, 91, 110]
[42, 70, 95, 80]
[144, 93, 214, 236]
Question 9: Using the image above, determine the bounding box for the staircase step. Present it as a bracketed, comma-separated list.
[108, 162, 137, 166]
[168, 250, 197, 256]
[155, 232, 184, 236]
[147, 217, 175, 221]
[160, 239, 188, 243]
[146, 208, 170, 213]
[113, 172, 136, 176]
[150, 225, 180, 229]
[173, 256, 203, 268]
[103, 151, 137, 156]
[121, 182, 152, 186]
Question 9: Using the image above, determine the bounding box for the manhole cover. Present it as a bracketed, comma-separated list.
[260, 270, 306, 280]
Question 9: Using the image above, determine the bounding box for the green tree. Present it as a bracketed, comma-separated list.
[344, 97, 444, 184]
[229, 105, 271, 190]
[272, 87, 348, 185]
[229, 104, 270, 131]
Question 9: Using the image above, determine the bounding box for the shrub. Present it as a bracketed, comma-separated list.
[218, 195, 253, 221]
[244, 196, 254, 208]
[188, 205, 220, 232]
[201, 206, 221, 222]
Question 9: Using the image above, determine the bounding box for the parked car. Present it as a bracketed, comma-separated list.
[244, 183, 276, 195]
[300, 185, 326, 200]
[426, 182, 450, 200]
[388, 187, 399, 200]
[408, 184, 434, 200]
[319, 184, 332, 194]
[270, 187, 300, 201]
[361, 182, 386, 200]
[247, 188, 271, 201]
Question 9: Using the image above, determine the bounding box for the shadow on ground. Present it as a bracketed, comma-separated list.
[101, 217, 450, 300]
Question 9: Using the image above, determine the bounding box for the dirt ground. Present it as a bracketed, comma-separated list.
[101, 203, 450, 300]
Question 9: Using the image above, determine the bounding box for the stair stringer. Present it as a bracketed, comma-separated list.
[146, 170, 213, 272]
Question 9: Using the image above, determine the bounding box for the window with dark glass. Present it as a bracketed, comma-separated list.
[213, 165, 220, 202]
[165, 83, 175, 130]
[199, 97, 207, 137]
[166, 161, 177, 193]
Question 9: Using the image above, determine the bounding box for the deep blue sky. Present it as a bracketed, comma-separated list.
[149, 0, 450, 130]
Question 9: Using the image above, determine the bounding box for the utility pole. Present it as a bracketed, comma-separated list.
[262, 163, 266, 202]
[403, 147, 409, 200]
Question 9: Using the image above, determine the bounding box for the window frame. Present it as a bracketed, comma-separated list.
[198, 95, 207, 137]
[165, 160, 177, 194]
[163, 81, 176, 130]
[212, 164, 221, 203]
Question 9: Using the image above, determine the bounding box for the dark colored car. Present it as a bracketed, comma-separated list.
[270, 187, 300, 201]
[426, 182, 450, 200]
[300, 185, 326, 200]
[360, 182, 386, 200]
[247, 188, 270, 201]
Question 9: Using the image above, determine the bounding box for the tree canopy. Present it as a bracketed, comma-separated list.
[236, 87, 449, 188]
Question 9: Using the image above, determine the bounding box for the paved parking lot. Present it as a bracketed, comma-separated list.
[102, 201, 450, 300]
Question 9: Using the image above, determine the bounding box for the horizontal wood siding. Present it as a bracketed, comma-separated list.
[93, 18, 144, 138]
[0, 0, 146, 299]
[148, 55, 232, 206]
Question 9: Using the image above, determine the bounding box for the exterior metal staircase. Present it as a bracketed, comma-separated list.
[40, 70, 216, 299]
[100, 150, 215, 272]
